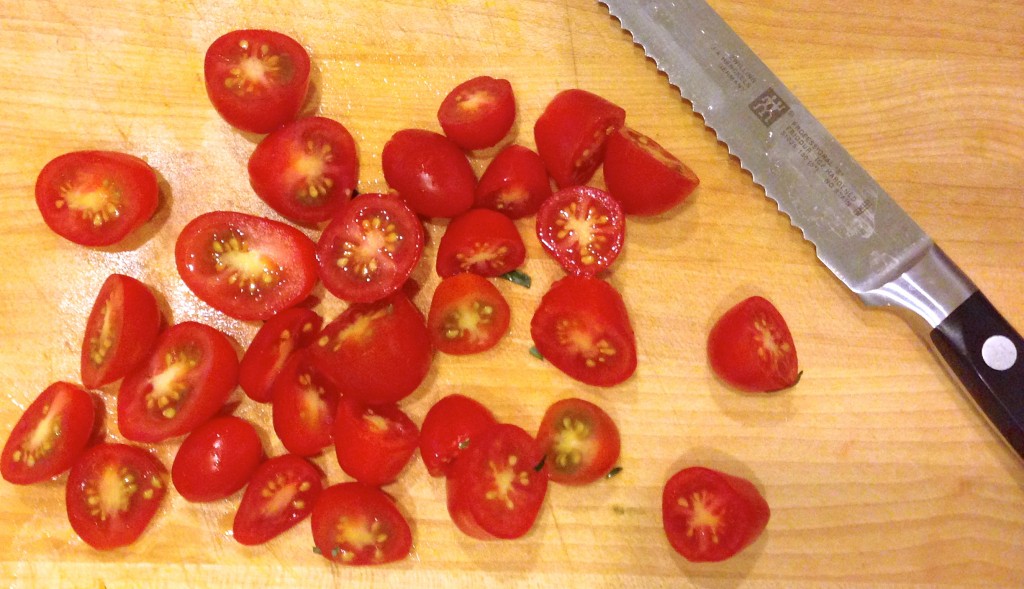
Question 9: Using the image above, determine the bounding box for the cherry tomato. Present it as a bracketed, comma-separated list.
[239, 307, 323, 403]
[707, 296, 800, 392]
[311, 482, 412, 565]
[530, 276, 637, 387]
[203, 29, 311, 134]
[315, 193, 424, 303]
[311, 293, 433, 405]
[65, 443, 168, 550]
[248, 116, 359, 224]
[80, 274, 163, 390]
[35, 151, 159, 247]
[171, 416, 263, 503]
[381, 129, 476, 218]
[426, 273, 511, 355]
[332, 396, 419, 486]
[232, 454, 324, 545]
[474, 144, 552, 219]
[435, 209, 526, 279]
[533, 89, 626, 188]
[117, 321, 239, 443]
[446, 423, 549, 540]
[535, 398, 620, 485]
[419, 394, 497, 478]
[603, 127, 700, 216]
[271, 349, 341, 456]
[437, 75, 516, 151]
[536, 185, 625, 277]
[175, 211, 319, 321]
[1, 383, 97, 485]
[662, 466, 771, 562]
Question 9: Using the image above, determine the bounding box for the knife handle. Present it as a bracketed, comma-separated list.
[930, 291, 1024, 459]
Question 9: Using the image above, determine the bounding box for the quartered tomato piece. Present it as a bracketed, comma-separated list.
[536, 186, 625, 277]
[604, 127, 700, 216]
[533, 89, 626, 188]
[232, 454, 323, 545]
[80, 274, 163, 389]
[435, 209, 526, 278]
[446, 423, 549, 540]
[1, 383, 97, 485]
[239, 307, 323, 403]
[175, 211, 318, 321]
[474, 144, 552, 219]
[311, 482, 412, 565]
[530, 276, 637, 387]
[427, 273, 511, 355]
[248, 116, 359, 224]
[536, 398, 620, 485]
[316, 193, 424, 304]
[271, 349, 341, 456]
[381, 129, 477, 218]
[662, 466, 771, 562]
[332, 396, 419, 486]
[707, 296, 800, 393]
[419, 394, 497, 478]
[65, 443, 168, 550]
[117, 321, 240, 443]
[204, 29, 311, 134]
[35, 151, 159, 247]
[437, 75, 516, 151]
[171, 416, 264, 503]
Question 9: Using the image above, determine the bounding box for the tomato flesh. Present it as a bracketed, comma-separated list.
[381, 129, 477, 218]
[171, 416, 264, 503]
[80, 274, 163, 389]
[311, 482, 412, 565]
[533, 89, 626, 188]
[474, 144, 552, 219]
[437, 76, 516, 151]
[271, 349, 341, 456]
[419, 394, 497, 478]
[707, 296, 800, 392]
[604, 127, 700, 216]
[232, 454, 323, 545]
[332, 396, 419, 486]
[435, 209, 526, 278]
[239, 307, 323, 403]
[536, 186, 625, 277]
[536, 398, 620, 485]
[427, 273, 511, 355]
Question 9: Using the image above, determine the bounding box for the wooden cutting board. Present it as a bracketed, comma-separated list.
[1, 0, 1022, 587]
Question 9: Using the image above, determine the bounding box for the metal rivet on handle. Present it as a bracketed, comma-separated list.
[981, 335, 1018, 371]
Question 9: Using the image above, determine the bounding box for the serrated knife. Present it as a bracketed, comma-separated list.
[600, 0, 1024, 459]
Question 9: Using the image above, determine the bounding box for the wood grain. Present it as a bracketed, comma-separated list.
[0, 0, 1022, 587]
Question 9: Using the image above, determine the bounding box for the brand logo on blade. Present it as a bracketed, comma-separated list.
[750, 88, 790, 126]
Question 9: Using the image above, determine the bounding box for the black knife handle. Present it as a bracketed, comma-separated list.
[930, 291, 1024, 458]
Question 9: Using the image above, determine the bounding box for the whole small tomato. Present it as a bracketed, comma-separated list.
[171, 416, 264, 503]
[707, 296, 799, 392]
[381, 129, 477, 218]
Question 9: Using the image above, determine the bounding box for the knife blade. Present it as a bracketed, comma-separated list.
[600, 0, 1024, 459]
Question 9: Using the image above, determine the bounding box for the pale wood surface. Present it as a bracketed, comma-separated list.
[1, 0, 1023, 587]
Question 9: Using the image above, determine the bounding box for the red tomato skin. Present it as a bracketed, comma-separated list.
[311, 482, 412, 565]
[603, 127, 700, 216]
[437, 76, 516, 151]
[533, 89, 626, 188]
[662, 466, 771, 562]
[271, 349, 341, 456]
[117, 321, 240, 443]
[536, 185, 625, 277]
[427, 273, 511, 355]
[239, 307, 323, 403]
[381, 129, 477, 218]
[203, 29, 311, 134]
[419, 394, 497, 477]
[35, 151, 159, 247]
[435, 209, 526, 278]
[171, 416, 264, 503]
[707, 296, 800, 392]
[248, 116, 359, 224]
[535, 398, 621, 486]
[65, 443, 168, 550]
[1, 383, 97, 485]
[474, 144, 552, 219]
[332, 397, 419, 486]
[175, 211, 319, 321]
[232, 454, 324, 545]
[80, 274, 163, 390]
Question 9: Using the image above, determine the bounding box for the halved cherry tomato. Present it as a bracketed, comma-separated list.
[437, 76, 516, 151]
[35, 151, 159, 247]
[117, 321, 239, 443]
[435, 209, 526, 278]
[381, 129, 476, 218]
[1, 383, 97, 485]
[419, 394, 497, 478]
[332, 396, 419, 486]
[446, 423, 549, 540]
[707, 296, 800, 392]
[175, 211, 319, 321]
[271, 349, 341, 456]
[603, 127, 700, 216]
[530, 276, 637, 387]
[662, 466, 771, 562]
[536, 186, 625, 277]
[535, 398, 620, 485]
[427, 273, 510, 355]
[80, 274, 163, 389]
[533, 89, 626, 188]
[239, 307, 323, 403]
[311, 293, 433, 405]
[232, 454, 323, 545]
[65, 443, 168, 550]
[204, 29, 311, 134]
[171, 416, 263, 503]
[474, 144, 552, 219]
[315, 193, 424, 304]
[248, 116, 359, 224]
[311, 482, 412, 565]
